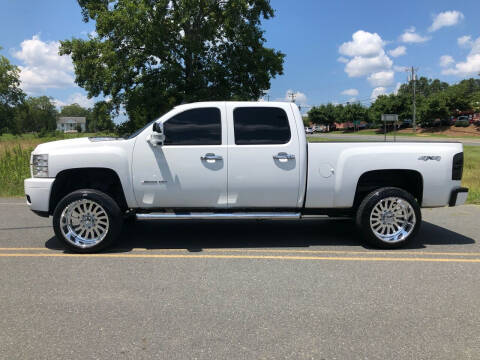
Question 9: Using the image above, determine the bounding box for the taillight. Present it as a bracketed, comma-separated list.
[452, 152, 463, 180]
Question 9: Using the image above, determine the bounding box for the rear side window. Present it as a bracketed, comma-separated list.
[164, 108, 221, 145]
[233, 107, 291, 145]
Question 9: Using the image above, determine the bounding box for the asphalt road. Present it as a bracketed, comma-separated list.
[309, 133, 480, 146]
[1, 198, 479, 359]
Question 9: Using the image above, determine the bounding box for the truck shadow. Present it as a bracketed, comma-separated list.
[45, 219, 475, 252]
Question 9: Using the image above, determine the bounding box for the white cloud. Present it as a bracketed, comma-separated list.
[367, 71, 395, 87]
[337, 56, 349, 63]
[442, 37, 480, 76]
[428, 11, 464, 32]
[371, 87, 387, 100]
[12, 35, 75, 93]
[54, 93, 95, 109]
[439, 55, 455, 67]
[400, 27, 430, 43]
[388, 46, 406, 58]
[341, 88, 359, 96]
[339, 30, 385, 57]
[458, 35, 473, 48]
[344, 53, 393, 77]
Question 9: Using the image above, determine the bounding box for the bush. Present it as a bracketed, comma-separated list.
[455, 120, 470, 127]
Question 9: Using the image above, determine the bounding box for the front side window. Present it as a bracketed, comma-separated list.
[164, 108, 221, 145]
[233, 107, 291, 145]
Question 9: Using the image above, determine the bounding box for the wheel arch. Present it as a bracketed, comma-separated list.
[353, 169, 423, 209]
[49, 168, 129, 214]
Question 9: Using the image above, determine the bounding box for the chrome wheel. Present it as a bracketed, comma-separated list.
[369, 197, 416, 243]
[60, 199, 110, 248]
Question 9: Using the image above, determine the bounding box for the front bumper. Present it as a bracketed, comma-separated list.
[24, 178, 55, 214]
[449, 187, 469, 207]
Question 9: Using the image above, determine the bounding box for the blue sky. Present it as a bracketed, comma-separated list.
[1, 0, 480, 118]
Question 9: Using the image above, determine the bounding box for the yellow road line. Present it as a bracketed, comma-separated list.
[1, 247, 480, 257]
[0, 252, 480, 263]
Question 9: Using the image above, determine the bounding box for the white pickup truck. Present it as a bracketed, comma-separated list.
[25, 102, 468, 252]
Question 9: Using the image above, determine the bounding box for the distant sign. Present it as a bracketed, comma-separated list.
[381, 114, 398, 122]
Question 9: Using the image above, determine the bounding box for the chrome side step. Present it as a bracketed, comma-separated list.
[136, 212, 301, 220]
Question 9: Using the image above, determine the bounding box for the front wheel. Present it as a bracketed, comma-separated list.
[53, 189, 123, 253]
[356, 187, 421, 248]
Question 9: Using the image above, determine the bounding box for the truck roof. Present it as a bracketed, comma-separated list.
[174, 101, 299, 110]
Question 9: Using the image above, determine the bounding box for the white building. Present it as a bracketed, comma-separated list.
[57, 117, 86, 132]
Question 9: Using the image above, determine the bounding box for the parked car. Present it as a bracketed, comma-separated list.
[25, 102, 468, 253]
[305, 127, 314, 134]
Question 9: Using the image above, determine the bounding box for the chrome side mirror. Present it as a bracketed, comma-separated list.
[147, 122, 165, 147]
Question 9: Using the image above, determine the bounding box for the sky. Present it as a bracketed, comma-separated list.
[1, 0, 480, 119]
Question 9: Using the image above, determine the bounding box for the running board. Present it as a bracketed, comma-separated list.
[136, 212, 302, 220]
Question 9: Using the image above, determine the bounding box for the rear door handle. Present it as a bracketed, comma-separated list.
[273, 152, 295, 161]
[201, 153, 223, 162]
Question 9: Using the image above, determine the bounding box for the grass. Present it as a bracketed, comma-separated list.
[0, 134, 478, 204]
[0, 145, 31, 196]
[463, 146, 480, 204]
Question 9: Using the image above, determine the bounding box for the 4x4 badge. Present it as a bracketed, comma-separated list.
[418, 156, 441, 161]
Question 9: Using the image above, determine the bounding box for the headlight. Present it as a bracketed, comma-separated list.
[32, 154, 49, 177]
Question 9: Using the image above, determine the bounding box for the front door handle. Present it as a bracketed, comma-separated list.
[201, 153, 223, 162]
[273, 152, 295, 161]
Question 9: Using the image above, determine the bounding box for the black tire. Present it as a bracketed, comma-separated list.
[355, 187, 421, 249]
[53, 189, 123, 253]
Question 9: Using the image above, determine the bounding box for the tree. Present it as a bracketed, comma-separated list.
[87, 101, 115, 132]
[0, 48, 25, 134]
[60, 0, 285, 132]
[417, 92, 449, 127]
[14, 96, 58, 133]
[60, 103, 90, 117]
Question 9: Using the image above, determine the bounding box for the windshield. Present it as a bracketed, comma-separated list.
[125, 119, 157, 139]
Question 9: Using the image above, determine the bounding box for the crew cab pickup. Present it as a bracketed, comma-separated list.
[24, 102, 468, 252]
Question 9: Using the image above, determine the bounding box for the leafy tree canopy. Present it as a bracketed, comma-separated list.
[14, 96, 58, 133]
[60, 0, 285, 132]
[60, 103, 90, 117]
[0, 47, 25, 134]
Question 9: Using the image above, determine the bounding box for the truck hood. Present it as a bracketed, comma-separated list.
[33, 137, 124, 154]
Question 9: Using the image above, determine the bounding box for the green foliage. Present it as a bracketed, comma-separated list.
[0, 145, 31, 196]
[417, 92, 449, 127]
[60, 103, 90, 117]
[14, 96, 58, 133]
[87, 101, 115, 132]
[308, 102, 367, 125]
[454, 120, 470, 127]
[60, 0, 285, 132]
[0, 48, 26, 135]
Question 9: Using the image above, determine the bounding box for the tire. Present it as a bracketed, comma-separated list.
[355, 187, 421, 249]
[53, 189, 123, 253]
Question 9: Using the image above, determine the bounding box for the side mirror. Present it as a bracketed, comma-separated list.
[153, 122, 163, 134]
[147, 122, 165, 147]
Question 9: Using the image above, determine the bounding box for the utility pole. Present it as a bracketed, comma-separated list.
[406, 67, 418, 132]
[287, 91, 296, 103]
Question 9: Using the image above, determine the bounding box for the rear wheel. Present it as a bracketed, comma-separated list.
[53, 189, 123, 253]
[356, 187, 421, 248]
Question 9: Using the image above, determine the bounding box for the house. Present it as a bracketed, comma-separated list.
[57, 117, 86, 132]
